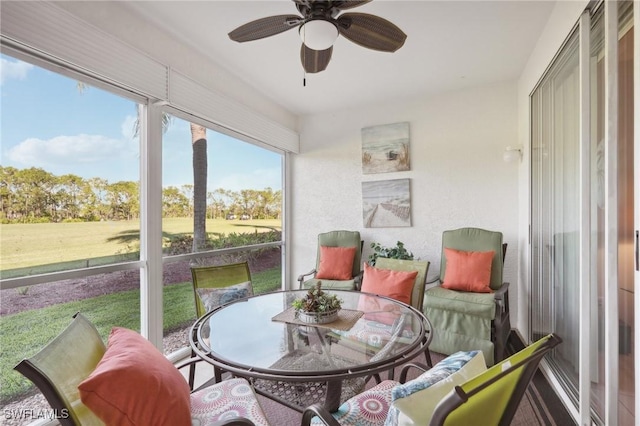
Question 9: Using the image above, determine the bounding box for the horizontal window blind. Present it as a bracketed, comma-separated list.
[0, 1, 299, 153]
[169, 71, 299, 153]
[1, 1, 167, 100]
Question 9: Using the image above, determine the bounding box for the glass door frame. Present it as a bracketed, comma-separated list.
[530, 2, 638, 424]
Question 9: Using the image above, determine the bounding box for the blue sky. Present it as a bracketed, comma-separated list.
[0, 54, 282, 192]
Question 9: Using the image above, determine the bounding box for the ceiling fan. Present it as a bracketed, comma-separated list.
[228, 0, 407, 74]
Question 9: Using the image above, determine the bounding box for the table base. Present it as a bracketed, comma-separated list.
[252, 377, 364, 412]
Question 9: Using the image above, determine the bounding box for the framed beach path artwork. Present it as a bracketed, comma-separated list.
[361, 122, 410, 174]
[362, 179, 411, 228]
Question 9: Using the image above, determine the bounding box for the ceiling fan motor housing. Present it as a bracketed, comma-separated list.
[228, 0, 406, 73]
[299, 19, 339, 50]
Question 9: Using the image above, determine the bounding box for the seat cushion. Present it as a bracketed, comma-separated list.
[385, 351, 486, 425]
[191, 377, 269, 426]
[424, 286, 496, 364]
[309, 380, 399, 426]
[330, 317, 417, 350]
[303, 277, 357, 290]
[423, 286, 496, 319]
[78, 327, 191, 426]
[196, 281, 253, 312]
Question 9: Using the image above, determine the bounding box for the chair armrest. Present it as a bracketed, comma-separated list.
[493, 282, 509, 298]
[353, 270, 364, 290]
[426, 275, 440, 285]
[301, 403, 341, 426]
[174, 356, 203, 371]
[399, 362, 430, 383]
[297, 269, 317, 288]
[493, 282, 510, 314]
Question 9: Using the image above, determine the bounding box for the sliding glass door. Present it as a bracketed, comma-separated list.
[531, 22, 581, 402]
[530, 2, 635, 424]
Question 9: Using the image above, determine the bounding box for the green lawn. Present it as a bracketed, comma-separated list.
[0, 217, 282, 403]
[0, 266, 281, 404]
[0, 218, 281, 271]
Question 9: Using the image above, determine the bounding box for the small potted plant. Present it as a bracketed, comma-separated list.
[368, 241, 414, 266]
[292, 282, 342, 324]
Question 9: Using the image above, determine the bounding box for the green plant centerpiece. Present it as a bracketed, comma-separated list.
[292, 282, 342, 324]
[368, 241, 414, 266]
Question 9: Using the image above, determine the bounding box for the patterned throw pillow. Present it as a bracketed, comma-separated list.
[331, 317, 415, 349]
[196, 281, 253, 313]
[384, 350, 487, 425]
[309, 380, 398, 426]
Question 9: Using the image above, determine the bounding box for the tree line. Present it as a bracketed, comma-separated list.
[0, 166, 281, 223]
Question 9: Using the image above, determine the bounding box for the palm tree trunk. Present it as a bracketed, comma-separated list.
[191, 123, 207, 252]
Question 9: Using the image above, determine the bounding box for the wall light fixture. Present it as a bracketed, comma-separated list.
[503, 145, 523, 163]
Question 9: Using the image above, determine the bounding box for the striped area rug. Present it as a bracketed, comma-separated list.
[507, 333, 576, 426]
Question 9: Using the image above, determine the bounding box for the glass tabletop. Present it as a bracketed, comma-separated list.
[191, 290, 428, 379]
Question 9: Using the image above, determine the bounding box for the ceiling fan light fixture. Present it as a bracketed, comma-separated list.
[299, 19, 338, 50]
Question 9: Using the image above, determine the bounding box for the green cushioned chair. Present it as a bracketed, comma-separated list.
[298, 230, 363, 290]
[424, 228, 510, 365]
[374, 258, 433, 368]
[374, 258, 430, 312]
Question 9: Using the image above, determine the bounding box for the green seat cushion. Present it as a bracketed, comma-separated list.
[424, 286, 495, 320]
[424, 286, 497, 365]
[302, 278, 357, 291]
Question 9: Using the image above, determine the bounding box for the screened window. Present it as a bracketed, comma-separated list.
[1, 53, 142, 275]
[160, 114, 283, 353]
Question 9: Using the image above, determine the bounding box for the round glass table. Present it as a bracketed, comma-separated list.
[190, 289, 432, 412]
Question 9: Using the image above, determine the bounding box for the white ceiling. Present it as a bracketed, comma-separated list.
[122, 1, 555, 117]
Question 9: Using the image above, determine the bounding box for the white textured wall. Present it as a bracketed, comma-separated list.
[291, 82, 520, 322]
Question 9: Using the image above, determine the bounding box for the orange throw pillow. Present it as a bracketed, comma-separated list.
[79, 327, 191, 426]
[361, 262, 418, 305]
[441, 248, 495, 293]
[359, 263, 418, 325]
[315, 246, 357, 280]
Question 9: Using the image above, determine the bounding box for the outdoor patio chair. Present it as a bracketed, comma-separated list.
[300, 333, 561, 426]
[360, 257, 433, 368]
[14, 313, 269, 426]
[191, 261, 253, 318]
[190, 261, 254, 386]
[298, 230, 363, 290]
[373, 258, 430, 312]
[423, 227, 510, 365]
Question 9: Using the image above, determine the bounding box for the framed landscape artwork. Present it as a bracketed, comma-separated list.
[361, 122, 410, 174]
[362, 179, 411, 228]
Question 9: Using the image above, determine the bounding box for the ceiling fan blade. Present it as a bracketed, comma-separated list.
[332, 1, 372, 10]
[300, 44, 333, 73]
[336, 13, 407, 52]
[229, 15, 303, 42]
